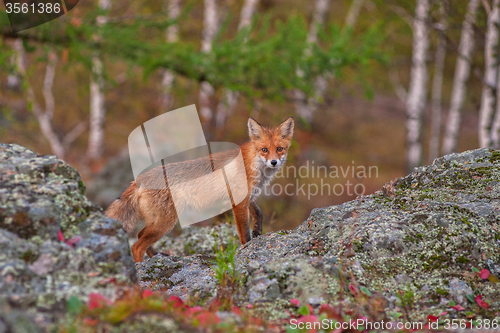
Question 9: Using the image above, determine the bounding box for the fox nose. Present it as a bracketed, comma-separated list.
[271, 160, 277, 166]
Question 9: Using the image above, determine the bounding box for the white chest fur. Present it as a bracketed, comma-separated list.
[249, 157, 283, 201]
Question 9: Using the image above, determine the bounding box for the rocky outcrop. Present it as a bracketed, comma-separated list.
[0, 144, 136, 329]
[140, 148, 500, 320]
[1, 143, 499, 329]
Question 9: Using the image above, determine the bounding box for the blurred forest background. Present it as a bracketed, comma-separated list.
[0, 0, 498, 232]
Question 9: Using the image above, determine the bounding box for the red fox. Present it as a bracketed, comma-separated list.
[106, 117, 294, 262]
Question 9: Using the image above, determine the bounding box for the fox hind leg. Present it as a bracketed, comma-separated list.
[133, 212, 176, 262]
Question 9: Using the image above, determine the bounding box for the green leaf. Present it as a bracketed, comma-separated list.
[466, 294, 475, 303]
[449, 300, 456, 306]
[488, 274, 499, 283]
[66, 295, 84, 314]
[360, 286, 372, 297]
[297, 304, 310, 316]
[472, 267, 480, 273]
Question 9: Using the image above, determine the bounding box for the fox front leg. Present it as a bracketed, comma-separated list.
[250, 201, 263, 238]
[233, 200, 251, 244]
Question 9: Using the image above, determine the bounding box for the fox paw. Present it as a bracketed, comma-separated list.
[252, 230, 261, 238]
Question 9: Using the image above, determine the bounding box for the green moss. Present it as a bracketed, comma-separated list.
[489, 150, 500, 163]
[456, 256, 470, 264]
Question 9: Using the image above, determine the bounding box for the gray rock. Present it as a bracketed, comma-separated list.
[137, 148, 500, 320]
[0, 144, 136, 329]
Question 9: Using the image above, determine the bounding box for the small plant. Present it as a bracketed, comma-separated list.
[211, 236, 241, 310]
[397, 283, 415, 321]
[212, 237, 239, 287]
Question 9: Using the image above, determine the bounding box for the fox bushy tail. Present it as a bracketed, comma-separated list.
[106, 182, 141, 235]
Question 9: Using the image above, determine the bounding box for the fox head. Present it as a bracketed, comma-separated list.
[248, 117, 294, 169]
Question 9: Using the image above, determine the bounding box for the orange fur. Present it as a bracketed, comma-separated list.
[106, 117, 294, 262]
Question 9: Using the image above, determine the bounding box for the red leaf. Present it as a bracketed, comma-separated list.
[189, 306, 203, 314]
[65, 236, 81, 247]
[297, 315, 319, 325]
[231, 305, 242, 316]
[290, 299, 300, 307]
[474, 295, 490, 309]
[83, 317, 99, 326]
[319, 303, 341, 319]
[142, 289, 154, 299]
[349, 284, 359, 295]
[246, 304, 253, 308]
[168, 295, 183, 307]
[427, 315, 439, 322]
[87, 293, 111, 310]
[195, 312, 220, 326]
[451, 304, 465, 311]
[57, 229, 65, 242]
[479, 269, 490, 280]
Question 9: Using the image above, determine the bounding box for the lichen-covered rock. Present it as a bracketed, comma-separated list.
[136, 254, 217, 303]
[142, 148, 500, 321]
[0, 144, 136, 329]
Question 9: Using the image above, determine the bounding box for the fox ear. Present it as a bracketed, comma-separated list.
[277, 117, 294, 140]
[248, 117, 264, 140]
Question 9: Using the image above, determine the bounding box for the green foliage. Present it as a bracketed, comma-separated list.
[1, 4, 385, 101]
[66, 295, 84, 314]
[211, 236, 239, 288]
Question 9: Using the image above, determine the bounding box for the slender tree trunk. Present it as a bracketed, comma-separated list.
[293, 0, 331, 123]
[215, 0, 259, 130]
[87, 0, 111, 161]
[480, 0, 500, 147]
[491, 69, 500, 146]
[441, 0, 480, 155]
[199, 0, 219, 121]
[344, 0, 364, 28]
[160, 0, 180, 110]
[405, 0, 430, 172]
[12, 41, 85, 159]
[487, 1, 500, 147]
[428, 2, 447, 162]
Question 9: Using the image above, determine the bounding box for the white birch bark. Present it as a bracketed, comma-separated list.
[479, 0, 500, 147]
[87, 0, 111, 160]
[160, 0, 180, 110]
[405, 0, 430, 171]
[428, 3, 447, 162]
[12, 40, 85, 159]
[199, 0, 219, 121]
[215, 0, 259, 129]
[344, 0, 364, 29]
[491, 72, 500, 147]
[293, 0, 331, 123]
[441, 0, 480, 155]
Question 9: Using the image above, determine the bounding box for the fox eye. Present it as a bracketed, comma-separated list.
[262, 148, 268, 153]
[277, 147, 283, 152]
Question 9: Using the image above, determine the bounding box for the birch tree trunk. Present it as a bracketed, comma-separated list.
[293, 0, 331, 123]
[199, 0, 219, 121]
[479, 0, 500, 147]
[490, 69, 500, 146]
[344, 0, 364, 28]
[160, 0, 180, 110]
[215, 0, 259, 130]
[428, 3, 447, 162]
[405, 0, 430, 172]
[12, 40, 85, 159]
[87, 0, 111, 161]
[441, 0, 480, 155]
